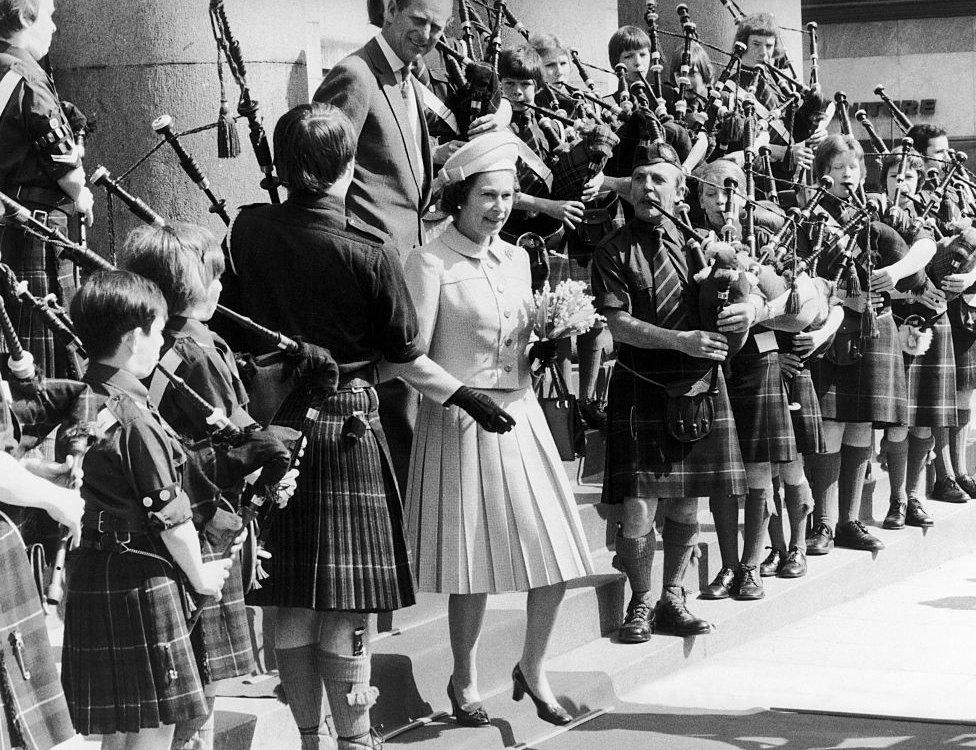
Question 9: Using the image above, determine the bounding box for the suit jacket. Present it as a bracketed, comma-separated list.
[314, 37, 433, 259]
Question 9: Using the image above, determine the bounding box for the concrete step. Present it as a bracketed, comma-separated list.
[381, 480, 976, 749]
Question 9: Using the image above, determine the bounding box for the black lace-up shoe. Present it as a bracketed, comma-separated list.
[654, 588, 714, 636]
[806, 522, 834, 555]
[956, 474, 976, 499]
[700, 566, 736, 599]
[930, 476, 969, 503]
[778, 546, 807, 578]
[618, 595, 653, 643]
[734, 564, 764, 600]
[834, 520, 885, 551]
[759, 547, 785, 577]
[905, 497, 934, 527]
[882, 499, 906, 529]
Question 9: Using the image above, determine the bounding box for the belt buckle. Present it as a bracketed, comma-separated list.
[32, 209, 49, 226]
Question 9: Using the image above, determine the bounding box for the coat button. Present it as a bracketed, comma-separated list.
[497, 284, 505, 293]
[504, 309, 511, 318]
[505, 338, 513, 347]
[504, 365, 513, 373]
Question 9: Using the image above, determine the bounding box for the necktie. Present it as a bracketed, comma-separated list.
[648, 226, 688, 329]
[401, 61, 424, 169]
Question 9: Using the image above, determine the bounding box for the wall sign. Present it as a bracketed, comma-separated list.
[852, 100, 937, 118]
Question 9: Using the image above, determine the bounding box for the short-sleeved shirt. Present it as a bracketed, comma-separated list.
[0, 44, 79, 193]
[224, 194, 424, 366]
[591, 218, 710, 380]
[75, 362, 192, 532]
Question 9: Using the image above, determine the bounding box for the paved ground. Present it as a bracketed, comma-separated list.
[534, 552, 976, 749]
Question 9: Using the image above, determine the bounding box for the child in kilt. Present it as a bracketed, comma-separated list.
[872, 147, 947, 530]
[61, 271, 235, 748]
[119, 223, 296, 750]
[804, 135, 930, 555]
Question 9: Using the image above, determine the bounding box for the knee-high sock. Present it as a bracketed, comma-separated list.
[613, 529, 656, 597]
[805, 451, 841, 526]
[838, 445, 872, 524]
[319, 650, 376, 742]
[950, 408, 972, 477]
[709, 496, 739, 568]
[768, 477, 787, 551]
[783, 482, 813, 550]
[277, 645, 327, 740]
[907, 433, 935, 498]
[743, 488, 771, 566]
[171, 695, 215, 750]
[885, 437, 909, 504]
[934, 426, 952, 481]
[661, 518, 699, 590]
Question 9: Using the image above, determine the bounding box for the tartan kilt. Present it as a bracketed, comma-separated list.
[246, 385, 415, 613]
[726, 350, 797, 464]
[192, 534, 253, 683]
[810, 310, 908, 425]
[949, 298, 976, 391]
[786, 368, 826, 455]
[0, 513, 74, 750]
[602, 366, 746, 503]
[903, 314, 957, 427]
[61, 537, 207, 735]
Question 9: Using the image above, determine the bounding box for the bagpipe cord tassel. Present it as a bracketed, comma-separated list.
[212, 13, 240, 158]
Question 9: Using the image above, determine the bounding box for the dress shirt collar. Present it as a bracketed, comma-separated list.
[442, 223, 507, 261]
[84, 362, 150, 402]
[0, 43, 42, 74]
[166, 315, 215, 346]
[375, 31, 410, 77]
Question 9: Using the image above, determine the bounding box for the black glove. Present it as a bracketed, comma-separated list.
[213, 426, 296, 490]
[283, 339, 340, 392]
[528, 339, 560, 366]
[446, 386, 516, 434]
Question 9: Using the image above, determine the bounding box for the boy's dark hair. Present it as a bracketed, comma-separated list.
[498, 45, 544, 86]
[906, 123, 948, 157]
[669, 41, 713, 86]
[608, 25, 652, 67]
[880, 147, 924, 183]
[813, 133, 865, 180]
[70, 271, 167, 360]
[0, 0, 38, 39]
[273, 102, 356, 195]
[734, 12, 782, 55]
[119, 222, 224, 314]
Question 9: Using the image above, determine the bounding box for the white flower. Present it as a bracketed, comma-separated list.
[533, 279, 605, 340]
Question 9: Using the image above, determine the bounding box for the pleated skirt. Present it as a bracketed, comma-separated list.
[406, 387, 594, 595]
[904, 315, 957, 427]
[247, 385, 415, 613]
[61, 538, 207, 735]
[0, 513, 74, 750]
[786, 368, 827, 456]
[726, 351, 797, 465]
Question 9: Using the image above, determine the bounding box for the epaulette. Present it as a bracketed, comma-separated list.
[345, 215, 390, 245]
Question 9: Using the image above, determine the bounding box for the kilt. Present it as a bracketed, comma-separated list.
[61, 536, 208, 735]
[726, 350, 797, 465]
[406, 387, 594, 595]
[949, 298, 976, 392]
[787, 369, 826, 455]
[192, 533, 253, 683]
[903, 314, 957, 427]
[810, 310, 908, 425]
[247, 385, 415, 613]
[602, 366, 746, 503]
[0, 512, 74, 750]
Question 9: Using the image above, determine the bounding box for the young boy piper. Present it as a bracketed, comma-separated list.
[61, 271, 234, 750]
[119, 223, 297, 750]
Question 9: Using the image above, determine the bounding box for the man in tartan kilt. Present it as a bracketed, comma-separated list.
[118, 222, 299, 750]
[0, 364, 84, 750]
[0, 0, 95, 378]
[591, 140, 763, 644]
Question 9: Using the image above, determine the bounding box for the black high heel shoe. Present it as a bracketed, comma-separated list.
[446, 677, 490, 727]
[511, 664, 572, 726]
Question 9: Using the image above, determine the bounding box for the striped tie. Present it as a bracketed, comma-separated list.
[648, 226, 688, 330]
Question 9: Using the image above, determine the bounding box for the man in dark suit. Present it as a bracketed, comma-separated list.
[315, 0, 507, 489]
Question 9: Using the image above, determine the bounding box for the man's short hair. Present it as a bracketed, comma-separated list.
[529, 32, 567, 59]
[734, 12, 783, 59]
[608, 25, 652, 67]
[119, 222, 224, 314]
[273, 102, 356, 195]
[693, 158, 745, 194]
[813, 133, 865, 180]
[70, 271, 167, 360]
[906, 123, 948, 157]
[0, 0, 39, 39]
[498, 45, 544, 86]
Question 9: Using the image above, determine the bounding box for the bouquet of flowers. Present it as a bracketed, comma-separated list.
[533, 279, 605, 341]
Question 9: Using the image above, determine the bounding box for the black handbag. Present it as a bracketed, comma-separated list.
[535, 361, 586, 461]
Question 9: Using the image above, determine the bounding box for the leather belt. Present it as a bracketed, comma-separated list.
[12, 185, 72, 211]
[337, 364, 378, 390]
[81, 508, 149, 535]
